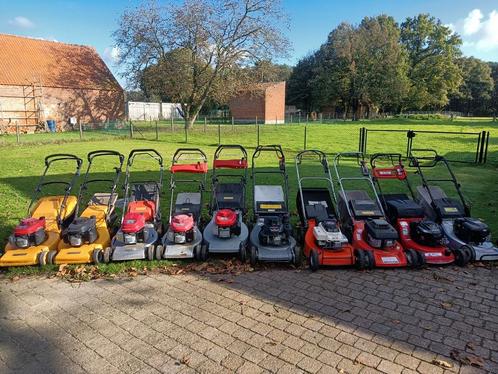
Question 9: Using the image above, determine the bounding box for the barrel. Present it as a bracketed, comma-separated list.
[47, 120, 56, 132]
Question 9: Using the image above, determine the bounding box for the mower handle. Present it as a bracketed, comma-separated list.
[45, 154, 83, 168]
[172, 148, 208, 164]
[214, 144, 247, 160]
[370, 153, 403, 168]
[127, 149, 163, 166]
[408, 148, 441, 167]
[295, 149, 329, 173]
[87, 150, 125, 165]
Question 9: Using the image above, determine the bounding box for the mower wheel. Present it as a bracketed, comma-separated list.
[92, 249, 103, 264]
[239, 243, 247, 263]
[309, 249, 319, 272]
[405, 248, 418, 268]
[365, 250, 375, 269]
[416, 251, 426, 267]
[354, 249, 367, 270]
[103, 247, 111, 263]
[293, 246, 302, 266]
[146, 246, 155, 261]
[461, 246, 474, 263]
[37, 251, 47, 266]
[454, 246, 471, 266]
[250, 246, 257, 267]
[155, 245, 164, 260]
[199, 244, 208, 261]
[46, 250, 57, 265]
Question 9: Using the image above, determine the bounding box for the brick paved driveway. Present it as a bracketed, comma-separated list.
[0, 266, 497, 374]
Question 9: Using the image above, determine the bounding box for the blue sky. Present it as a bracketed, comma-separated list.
[1, 0, 498, 87]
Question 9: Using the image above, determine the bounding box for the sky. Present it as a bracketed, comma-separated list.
[1, 0, 498, 87]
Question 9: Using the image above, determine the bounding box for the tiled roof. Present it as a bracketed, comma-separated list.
[0, 33, 122, 90]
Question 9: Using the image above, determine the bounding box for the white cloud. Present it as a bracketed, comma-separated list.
[103, 46, 121, 64]
[463, 9, 483, 35]
[475, 10, 498, 51]
[8, 16, 35, 29]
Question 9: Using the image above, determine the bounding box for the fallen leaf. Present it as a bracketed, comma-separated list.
[466, 342, 475, 351]
[441, 302, 452, 310]
[432, 359, 453, 368]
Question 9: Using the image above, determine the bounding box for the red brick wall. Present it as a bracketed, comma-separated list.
[0, 84, 125, 132]
[229, 82, 286, 124]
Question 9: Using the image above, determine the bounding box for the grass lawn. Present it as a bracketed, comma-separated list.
[1, 118, 497, 276]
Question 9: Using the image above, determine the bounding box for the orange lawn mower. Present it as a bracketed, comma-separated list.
[295, 150, 353, 271]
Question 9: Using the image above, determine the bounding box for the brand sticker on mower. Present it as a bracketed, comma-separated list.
[309, 201, 328, 207]
[381, 256, 399, 264]
[360, 210, 376, 215]
[260, 204, 282, 210]
[425, 252, 442, 257]
[444, 207, 459, 213]
[223, 196, 234, 200]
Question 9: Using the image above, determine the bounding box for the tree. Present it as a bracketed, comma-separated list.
[252, 60, 292, 83]
[489, 62, 498, 117]
[114, 0, 289, 128]
[449, 57, 494, 115]
[400, 14, 462, 110]
[286, 54, 317, 111]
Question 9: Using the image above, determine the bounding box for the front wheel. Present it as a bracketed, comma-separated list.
[239, 242, 247, 263]
[199, 244, 208, 261]
[155, 245, 164, 261]
[250, 246, 257, 267]
[405, 248, 419, 268]
[454, 246, 471, 266]
[309, 249, 319, 272]
[37, 251, 47, 267]
[354, 249, 367, 270]
[92, 249, 103, 264]
[146, 246, 155, 261]
[103, 247, 112, 263]
[46, 250, 57, 265]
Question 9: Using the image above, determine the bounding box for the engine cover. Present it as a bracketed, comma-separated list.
[167, 214, 195, 244]
[410, 220, 443, 247]
[9, 217, 46, 248]
[258, 216, 290, 246]
[213, 209, 241, 239]
[63, 216, 98, 247]
[365, 218, 398, 249]
[122, 212, 146, 234]
[313, 219, 348, 249]
[454, 217, 490, 245]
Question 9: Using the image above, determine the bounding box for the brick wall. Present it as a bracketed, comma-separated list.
[0, 84, 125, 132]
[229, 82, 286, 124]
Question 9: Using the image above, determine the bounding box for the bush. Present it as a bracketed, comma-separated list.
[394, 113, 448, 120]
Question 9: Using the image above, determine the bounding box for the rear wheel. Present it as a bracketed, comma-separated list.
[92, 249, 103, 264]
[405, 248, 418, 268]
[354, 249, 367, 270]
[37, 251, 47, 266]
[46, 250, 57, 265]
[250, 246, 257, 267]
[155, 245, 164, 261]
[146, 246, 155, 261]
[309, 249, 319, 272]
[416, 251, 426, 267]
[462, 245, 474, 263]
[293, 246, 302, 267]
[103, 247, 111, 263]
[239, 242, 247, 263]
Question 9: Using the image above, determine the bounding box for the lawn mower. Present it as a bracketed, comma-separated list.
[105, 149, 164, 262]
[161, 148, 208, 260]
[52, 150, 124, 264]
[410, 149, 498, 263]
[295, 150, 352, 271]
[202, 145, 249, 260]
[0, 154, 82, 267]
[370, 153, 454, 265]
[248, 145, 299, 266]
[332, 152, 417, 269]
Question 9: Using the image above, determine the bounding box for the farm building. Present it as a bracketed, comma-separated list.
[0, 33, 124, 132]
[229, 81, 285, 124]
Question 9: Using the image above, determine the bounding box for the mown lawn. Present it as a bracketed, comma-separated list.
[1, 118, 497, 275]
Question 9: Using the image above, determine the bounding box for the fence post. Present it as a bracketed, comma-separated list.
[232, 116, 234, 131]
[290, 114, 293, 124]
[130, 121, 134, 138]
[304, 115, 309, 150]
[298, 113, 301, 124]
[204, 117, 207, 133]
[256, 116, 259, 147]
[320, 113, 323, 124]
[155, 120, 158, 140]
[79, 121, 83, 140]
[218, 123, 221, 145]
[171, 116, 174, 132]
[185, 124, 188, 143]
[16, 122, 20, 144]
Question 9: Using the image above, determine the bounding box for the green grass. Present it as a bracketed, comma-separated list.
[1, 118, 497, 276]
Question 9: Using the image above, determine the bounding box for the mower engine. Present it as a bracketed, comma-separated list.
[258, 215, 290, 246]
[9, 217, 46, 248]
[119, 212, 147, 244]
[454, 217, 490, 245]
[167, 214, 195, 244]
[313, 219, 348, 249]
[365, 218, 398, 249]
[410, 220, 444, 247]
[213, 209, 241, 239]
[63, 216, 97, 247]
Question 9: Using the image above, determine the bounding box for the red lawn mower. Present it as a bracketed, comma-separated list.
[370, 153, 453, 265]
[295, 150, 353, 271]
[332, 152, 416, 269]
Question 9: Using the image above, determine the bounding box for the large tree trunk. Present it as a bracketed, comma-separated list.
[185, 116, 196, 129]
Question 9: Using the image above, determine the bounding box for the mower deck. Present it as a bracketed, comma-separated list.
[162, 227, 202, 259]
[250, 225, 297, 263]
[203, 214, 248, 253]
[110, 225, 159, 261]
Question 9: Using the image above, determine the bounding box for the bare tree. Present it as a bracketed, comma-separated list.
[114, 0, 289, 128]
